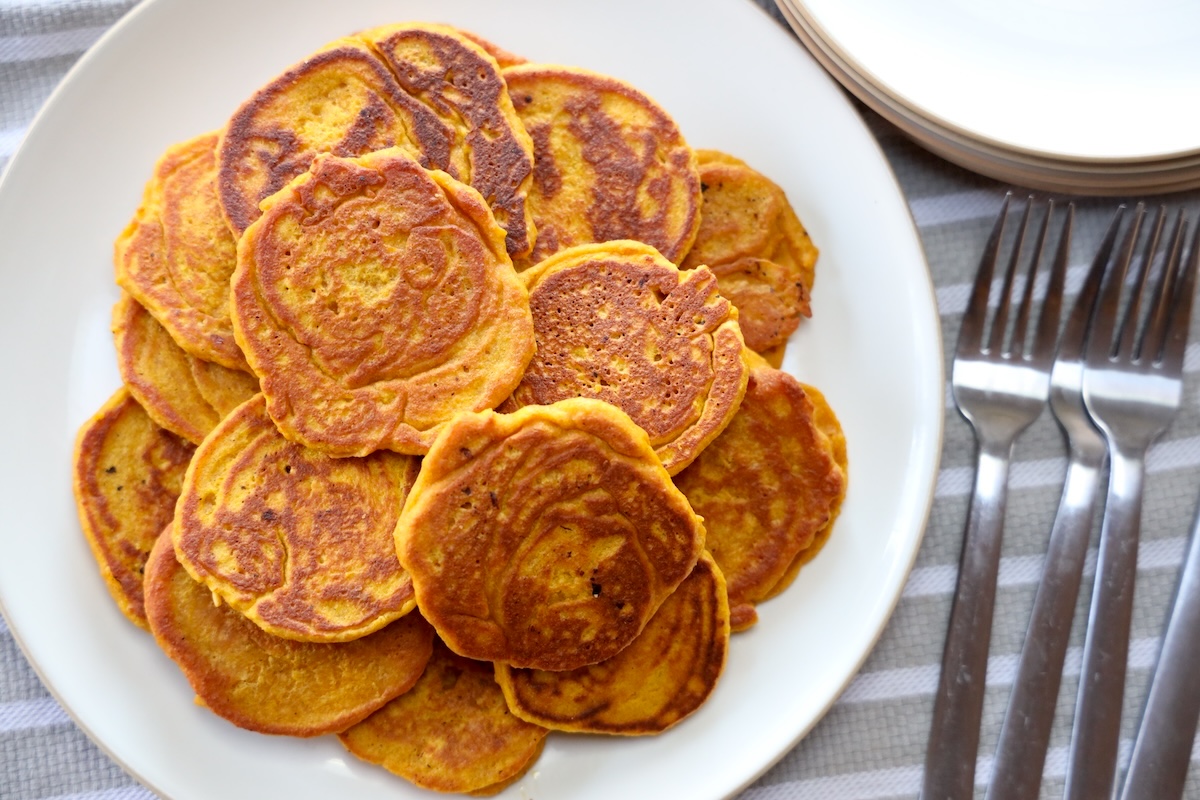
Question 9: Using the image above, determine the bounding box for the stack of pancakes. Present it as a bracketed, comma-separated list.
[72, 21, 847, 796]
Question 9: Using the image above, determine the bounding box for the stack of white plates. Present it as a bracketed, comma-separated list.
[774, 0, 1200, 195]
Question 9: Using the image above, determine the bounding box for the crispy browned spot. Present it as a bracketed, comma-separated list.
[340, 639, 547, 794]
[115, 132, 247, 371]
[674, 359, 846, 631]
[511, 240, 747, 475]
[173, 394, 420, 642]
[361, 23, 536, 258]
[145, 531, 433, 736]
[72, 389, 195, 628]
[217, 37, 452, 236]
[504, 65, 700, 267]
[396, 399, 705, 671]
[496, 551, 729, 735]
[710, 257, 811, 353]
[231, 148, 534, 457]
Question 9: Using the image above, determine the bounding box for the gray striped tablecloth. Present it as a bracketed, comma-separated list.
[4, 1, 1200, 798]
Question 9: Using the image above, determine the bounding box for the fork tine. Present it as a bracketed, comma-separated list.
[1087, 203, 1146, 364]
[1056, 206, 1123, 360]
[957, 193, 1011, 357]
[1011, 200, 1054, 358]
[1138, 211, 1187, 364]
[1027, 202, 1072, 365]
[988, 198, 1033, 355]
[1116, 206, 1166, 360]
[1158, 218, 1200, 374]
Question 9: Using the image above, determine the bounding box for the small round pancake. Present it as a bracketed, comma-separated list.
[339, 638, 548, 795]
[188, 356, 260, 417]
[144, 531, 433, 737]
[360, 22, 537, 258]
[682, 150, 819, 296]
[72, 388, 195, 628]
[396, 399, 705, 671]
[217, 36, 452, 236]
[173, 394, 420, 642]
[709, 256, 811, 354]
[503, 64, 701, 267]
[674, 358, 846, 631]
[231, 148, 535, 458]
[510, 240, 747, 475]
[496, 551, 729, 735]
[113, 292, 223, 445]
[114, 132, 247, 371]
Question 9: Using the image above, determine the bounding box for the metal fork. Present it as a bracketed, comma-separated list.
[1063, 205, 1197, 800]
[920, 196, 1070, 800]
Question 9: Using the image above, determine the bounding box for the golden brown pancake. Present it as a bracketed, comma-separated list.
[510, 240, 747, 475]
[231, 148, 535, 458]
[113, 292, 223, 445]
[709, 257, 811, 354]
[144, 531, 433, 737]
[173, 394, 420, 642]
[682, 150, 819, 297]
[456, 29, 527, 69]
[217, 36, 452, 237]
[397, 399, 705, 671]
[188, 356, 259, 417]
[496, 551, 729, 735]
[360, 23, 536, 258]
[503, 64, 701, 267]
[72, 388, 195, 628]
[114, 132, 247, 371]
[339, 639, 548, 795]
[674, 358, 846, 631]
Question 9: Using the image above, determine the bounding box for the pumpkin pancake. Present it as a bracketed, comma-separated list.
[496, 550, 729, 735]
[360, 22, 536, 258]
[396, 399, 705, 671]
[173, 394, 420, 642]
[188, 356, 259, 417]
[339, 638, 547, 795]
[72, 388, 195, 628]
[674, 357, 846, 631]
[682, 150, 819, 297]
[510, 240, 747, 475]
[503, 64, 701, 267]
[113, 292, 223, 445]
[709, 256, 811, 354]
[231, 148, 534, 458]
[114, 132, 247, 371]
[217, 36, 452, 237]
[145, 531, 433, 737]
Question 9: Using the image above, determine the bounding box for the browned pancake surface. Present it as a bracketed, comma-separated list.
[340, 639, 547, 795]
[496, 551, 729, 735]
[396, 399, 705, 671]
[73, 389, 195, 627]
[710, 257, 811, 353]
[173, 394, 420, 642]
[188, 357, 260, 417]
[145, 532, 433, 736]
[511, 240, 747, 475]
[504, 65, 700, 267]
[231, 148, 534, 457]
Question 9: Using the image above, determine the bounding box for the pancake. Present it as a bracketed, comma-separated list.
[113, 292, 224, 445]
[360, 23, 536, 258]
[510, 240, 747, 475]
[456, 29, 527, 69]
[217, 36, 452, 236]
[396, 398, 705, 671]
[503, 64, 701, 268]
[339, 639, 548, 795]
[188, 356, 260, 417]
[230, 148, 535, 458]
[173, 394, 420, 642]
[144, 531, 433, 737]
[114, 132, 247, 371]
[709, 256, 811, 354]
[673, 357, 846, 631]
[72, 388, 195, 628]
[682, 150, 818, 297]
[496, 550, 729, 735]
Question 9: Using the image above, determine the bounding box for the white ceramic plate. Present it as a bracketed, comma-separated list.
[0, 1, 943, 798]
[793, 0, 1200, 163]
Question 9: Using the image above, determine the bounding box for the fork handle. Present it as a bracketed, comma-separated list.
[921, 439, 1013, 800]
[1065, 446, 1146, 800]
[987, 445, 1105, 800]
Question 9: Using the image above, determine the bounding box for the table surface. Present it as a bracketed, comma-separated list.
[3, 1, 1200, 799]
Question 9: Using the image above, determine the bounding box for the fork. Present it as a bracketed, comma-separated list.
[1063, 205, 1197, 800]
[920, 196, 1070, 800]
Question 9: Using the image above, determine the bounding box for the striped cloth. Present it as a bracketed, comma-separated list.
[3, 1, 1200, 798]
